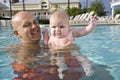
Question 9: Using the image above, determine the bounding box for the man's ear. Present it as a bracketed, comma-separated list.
[14, 31, 21, 37]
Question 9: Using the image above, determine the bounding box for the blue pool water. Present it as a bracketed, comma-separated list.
[0, 25, 120, 80]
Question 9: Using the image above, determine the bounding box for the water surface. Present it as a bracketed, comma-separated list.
[0, 25, 120, 80]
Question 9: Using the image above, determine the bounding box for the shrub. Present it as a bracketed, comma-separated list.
[39, 19, 49, 24]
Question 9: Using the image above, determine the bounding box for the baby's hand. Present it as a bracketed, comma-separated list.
[90, 15, 98, 26]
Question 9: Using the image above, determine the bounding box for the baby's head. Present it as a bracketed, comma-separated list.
[50, 11, 69, 28]
[49, 11, 70, 38]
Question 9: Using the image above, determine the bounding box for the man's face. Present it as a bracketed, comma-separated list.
[50, 17, 69, 38]
[14, 14, 41, 43]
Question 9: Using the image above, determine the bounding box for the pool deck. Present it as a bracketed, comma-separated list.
[39, 22, 120, 27]
[1, 20, 120, 27]
[70, 22, 120, 26]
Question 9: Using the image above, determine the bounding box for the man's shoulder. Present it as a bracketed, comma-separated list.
[4, 44, 21, 53]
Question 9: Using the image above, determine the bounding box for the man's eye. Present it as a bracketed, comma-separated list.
[23, 22, 32, 27]
[33, 21, 37, 24]
[60, 26, 64, 28]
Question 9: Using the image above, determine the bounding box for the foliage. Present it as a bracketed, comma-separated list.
[115, 8, 120, 16]
[39, 19, 49, 24]
[12, 0, 19, 2]
[89, 0, 106, 16]
[65, 7, 82, 17]
[12, 0, 19, 3]
[81, 6, 88, 13]
[53, 4, 59, 11]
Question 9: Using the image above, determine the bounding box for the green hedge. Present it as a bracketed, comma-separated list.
[39, 19, 49, 24]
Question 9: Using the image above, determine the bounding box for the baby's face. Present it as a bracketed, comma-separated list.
[50, 17, 69, 38]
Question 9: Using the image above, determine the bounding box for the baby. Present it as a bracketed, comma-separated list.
[44, 11, 98, 49]
[42, 11, 98, 77]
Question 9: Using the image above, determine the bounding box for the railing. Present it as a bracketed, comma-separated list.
[0, 20, 11, 26]
[0, 17, 11, 26]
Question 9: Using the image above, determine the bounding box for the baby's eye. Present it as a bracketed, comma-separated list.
[52, 26, 56, 28]
[23, 22, 32, 27]
[60, 26, 64, 28]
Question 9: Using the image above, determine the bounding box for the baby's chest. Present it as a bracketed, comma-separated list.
[54, 38, 68, 44]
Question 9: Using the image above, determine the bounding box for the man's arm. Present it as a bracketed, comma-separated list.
[42, 29, 49, 48]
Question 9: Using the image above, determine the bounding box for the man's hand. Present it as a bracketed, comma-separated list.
[42, 29, 49, 45]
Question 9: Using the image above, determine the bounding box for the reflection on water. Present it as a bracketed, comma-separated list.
[5, 44, 114, 80]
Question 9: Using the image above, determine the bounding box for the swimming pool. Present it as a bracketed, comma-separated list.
[0, 25, 120, 80]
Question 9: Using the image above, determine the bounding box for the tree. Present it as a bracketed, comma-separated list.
[54, 4, 59, 11]
[12, 0, 19, 3]
[82, 6, 88, 13]
[65, 7, 82, 17]
[89, 0, 106, 16]
[115, 8, 120, 16]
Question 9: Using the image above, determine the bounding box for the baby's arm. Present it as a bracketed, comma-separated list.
[72, 15, 98, 38]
